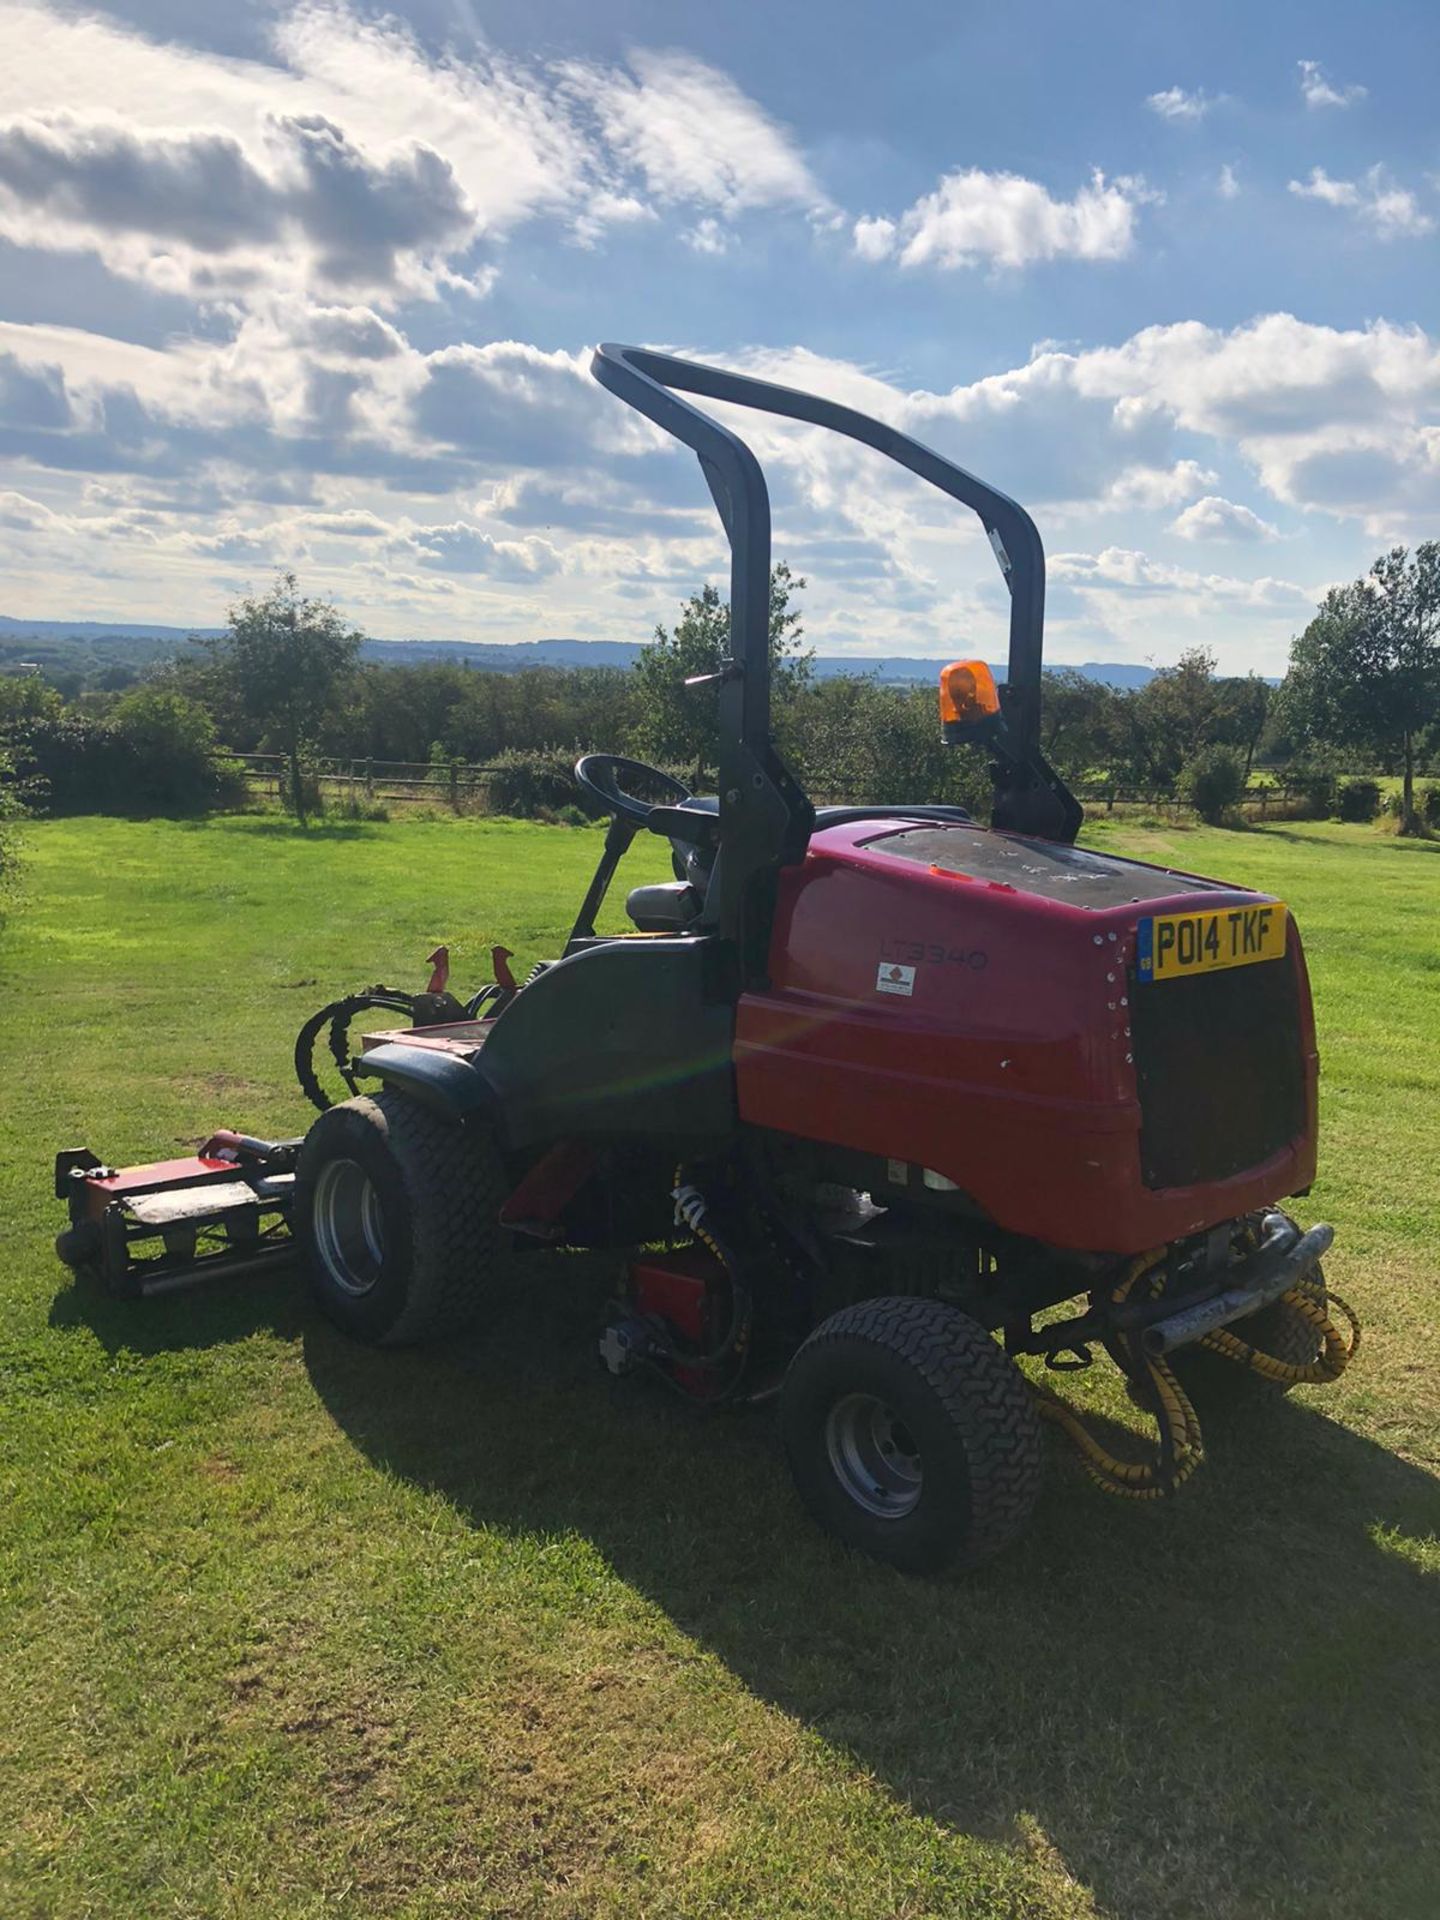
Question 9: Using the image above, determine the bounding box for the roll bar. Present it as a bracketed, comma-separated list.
[591, 343, 1051, 758]
[590, 344, 1078, 970]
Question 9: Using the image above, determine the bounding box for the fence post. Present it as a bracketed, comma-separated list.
[363, 757, 373, 799]
[449, 761, 460, 813]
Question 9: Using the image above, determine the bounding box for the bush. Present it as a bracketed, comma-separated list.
[0, 746, 31, 916]
[485, 748, 591, 819]
[7, 693, 245, 817]
[111, 686, 244, 813]
[1421, 784, 1440, 829]
[1178, 744, 1246, 825]
[8, 714, 135, 813]
[1337, 777, 1382, 823]
[1286, 756, 1339, 820]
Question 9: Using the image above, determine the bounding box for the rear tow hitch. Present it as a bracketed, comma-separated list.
[1139, 1221, 1334, 1357]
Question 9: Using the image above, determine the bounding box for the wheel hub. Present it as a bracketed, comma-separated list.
[312, 1157, 385, 1296]
[824, 1391, 923, 1519]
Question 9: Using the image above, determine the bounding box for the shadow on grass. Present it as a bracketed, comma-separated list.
[170, 816, 381, 841]
[56, 1257, 1439, 1918]
[48, 1264, 305, 1353]
[1229, 821, 1440, 854]
[288, 1261, 1440, 1920]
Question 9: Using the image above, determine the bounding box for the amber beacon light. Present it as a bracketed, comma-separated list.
[939, 658, 1001, 743]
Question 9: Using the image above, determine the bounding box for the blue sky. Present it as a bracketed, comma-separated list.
[0, 0, 1436, 671]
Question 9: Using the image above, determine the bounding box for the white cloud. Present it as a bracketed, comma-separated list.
[0, 109, 478, 299]
[682, 216, 731, 255]
[1289, 165, 1434, 239]
[2, 298, 1436, 657]
[1051, 546, 1309, 606]
[0, 1, 827, 299]
[851, 214, 897, 262]
[1146, 87, 1217, 122]
[1105, 459, 1218, 509]
[1298, 59, 1366, 110]
[401, 520, 561, 579]
[0, 486, 59, 528]
[857, 167, 1151, 273]
[561, 47, 823, 224]
[1170, 495, 1280, 542]
[1218, 163, 1241, 199]
[732, 313, 1440, 536]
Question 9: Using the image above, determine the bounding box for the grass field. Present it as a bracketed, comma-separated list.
[2, 812, 1438, 1919]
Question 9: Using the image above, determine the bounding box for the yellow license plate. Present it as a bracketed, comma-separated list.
[1137, 902, 1288, 981]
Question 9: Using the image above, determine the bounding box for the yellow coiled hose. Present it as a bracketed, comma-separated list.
[1035, 1250, 1361, 1500]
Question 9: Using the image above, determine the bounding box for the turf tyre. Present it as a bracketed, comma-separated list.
[781, 1296, 1042, 1573]
[295, 1090, 507, 1346]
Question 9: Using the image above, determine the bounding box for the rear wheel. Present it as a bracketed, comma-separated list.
[295, 1090, 508, 1345]
[781, 1297, 1042, 1573]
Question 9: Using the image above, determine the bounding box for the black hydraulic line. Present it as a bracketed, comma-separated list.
[294, 988, 418, 1112]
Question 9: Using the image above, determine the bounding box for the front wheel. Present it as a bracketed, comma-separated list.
[295, 1090, 508, 1345]
[781, 1297, 1043, 1573]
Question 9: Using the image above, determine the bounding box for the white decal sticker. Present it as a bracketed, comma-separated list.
[876, 962, 915, 997]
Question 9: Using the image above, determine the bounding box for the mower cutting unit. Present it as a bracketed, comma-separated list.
[54, 1133, 299, 1297]
[54, 345, 1358, 1570]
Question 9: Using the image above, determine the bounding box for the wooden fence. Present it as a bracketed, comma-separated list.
[231, 753, 507, 810]
[229, 754, 1299, 822]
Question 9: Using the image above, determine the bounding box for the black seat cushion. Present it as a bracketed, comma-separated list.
[625, 881, 702, 933]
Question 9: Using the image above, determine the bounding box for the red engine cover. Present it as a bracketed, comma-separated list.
[735, 819, 1318, 1256]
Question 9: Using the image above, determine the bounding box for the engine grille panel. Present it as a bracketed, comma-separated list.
[1131, 955, 1304, 1189]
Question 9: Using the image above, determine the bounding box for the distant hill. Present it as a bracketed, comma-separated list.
[362, 636, 1162, 688]
[1, 615, 1161, 689]
[0, 616, 225, 644]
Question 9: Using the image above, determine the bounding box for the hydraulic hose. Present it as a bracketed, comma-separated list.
[1200, 1285, 1361, 1383]
[294, 987, 419, 1112]
[1036, 1244, 1361, 1501]
[1034, 1256, 1206, 1501]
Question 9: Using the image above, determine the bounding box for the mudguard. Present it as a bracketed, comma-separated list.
[351, 1042, 497, 1123]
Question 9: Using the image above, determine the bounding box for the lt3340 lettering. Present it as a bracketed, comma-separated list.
[879, 936, 989, 972]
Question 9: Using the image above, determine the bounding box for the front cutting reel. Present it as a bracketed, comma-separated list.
[54, 1132, 300, 1297]
[52, 943, 511, 1300]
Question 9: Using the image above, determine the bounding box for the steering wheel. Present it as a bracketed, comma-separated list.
[574, 754, 692, 829]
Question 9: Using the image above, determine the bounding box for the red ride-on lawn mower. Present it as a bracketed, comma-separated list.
[54, 346, 1358, 1571]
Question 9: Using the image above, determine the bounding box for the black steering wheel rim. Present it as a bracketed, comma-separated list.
[574, 753, 692, 828]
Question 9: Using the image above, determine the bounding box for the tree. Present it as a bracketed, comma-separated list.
[1210, 674, 1271, 777]
[1039, 669, 1117, 781]
[632, 562, 812, 782]
[1122, 647, 1221, 790]
[0, 673, 63, 733]
[211, 573, 362, 823]
[1179, 744, 1245, 825]
[1279, 546, 1440, 833]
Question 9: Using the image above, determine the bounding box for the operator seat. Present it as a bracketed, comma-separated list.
[625, 880, 703, 933]
[624, 794, 719, 934]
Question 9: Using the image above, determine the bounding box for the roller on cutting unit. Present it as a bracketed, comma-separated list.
[53, 344, 1359, 1571]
